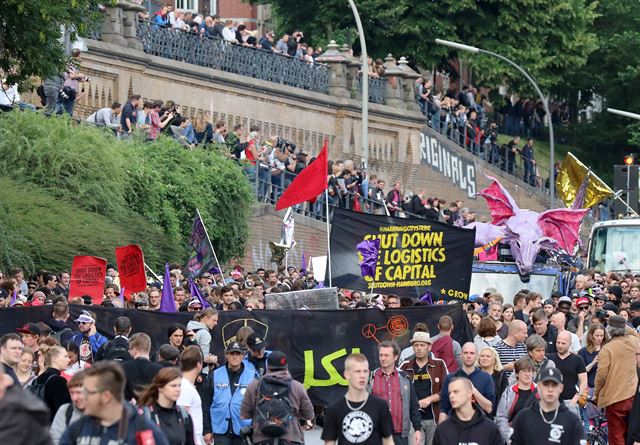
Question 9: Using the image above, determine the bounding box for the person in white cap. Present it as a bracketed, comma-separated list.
[400, 332, 448, 445]
[68, 311, 107, 364]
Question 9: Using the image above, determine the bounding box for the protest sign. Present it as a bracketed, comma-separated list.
[329, 208, 475, 300]
[0, 304, 472, 406]
[69, 256, 107, 304]
[115, 245, 146, 298]
[265, 287, 339, 310]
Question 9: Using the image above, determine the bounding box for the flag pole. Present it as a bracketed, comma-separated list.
[325, 189, 332, 287]
[196, 208, 225, 276]
[144, 263, 161, 282]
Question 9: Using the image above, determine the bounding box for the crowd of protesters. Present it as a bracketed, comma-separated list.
[1, 260, 640, 444]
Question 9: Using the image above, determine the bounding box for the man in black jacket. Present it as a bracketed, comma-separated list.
[510, 367, 585, 445]
[94, 316, 132, 362]
[433, 377, 503, 445]
[0, 364, 53, 445]
[120, 333, 161, 401]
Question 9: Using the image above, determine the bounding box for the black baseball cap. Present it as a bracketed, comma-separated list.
[247, 333, 267, 352]
[267, 351, 288, 370]
[17, 323, 42, 336]
[539, 367, 563, 384]
[225, 341, 244, 354]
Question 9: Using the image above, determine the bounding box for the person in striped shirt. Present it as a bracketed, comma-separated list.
[494, 320, 528, 375]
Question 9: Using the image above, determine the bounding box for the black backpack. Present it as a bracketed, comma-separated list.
[254, 375, 294, 438]
[29, 374, 56, 400]
[102, 341, 132, 362]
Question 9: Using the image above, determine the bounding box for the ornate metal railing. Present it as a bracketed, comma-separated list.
[136, 22, 330, 94]
[356, 73, 387, 105]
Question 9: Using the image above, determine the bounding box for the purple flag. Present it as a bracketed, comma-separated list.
[189, 279, 211, 309]
[186, 212, 216, 278]
[160, 263, 177, 313]
[420, 291, 433, 305]
[300, 252, 307, 275]
[356, 238, 381, 279]
[118, 286, 125, 304]
[10, 290, 17, 306]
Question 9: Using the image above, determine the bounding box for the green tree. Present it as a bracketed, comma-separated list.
[258, 0, 597, 92]
[552, 0, 640, 181]
[0, 0, 102, 84]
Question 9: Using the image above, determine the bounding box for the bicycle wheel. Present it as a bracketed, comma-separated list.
[586, 431, 607, 445]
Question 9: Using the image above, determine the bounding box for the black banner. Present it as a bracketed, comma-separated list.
[0, 304, 472, 406]
[329, 208, 475, 300]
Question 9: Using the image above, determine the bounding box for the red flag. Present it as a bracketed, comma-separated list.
[115, 245, 147, 299]
[69, 256, 107, 304]
[275, 141, 329, 210]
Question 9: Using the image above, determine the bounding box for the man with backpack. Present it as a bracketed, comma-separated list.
[431, 316, 462, 373]
[47, 301, 77, 346]
[94, 316, 132, 362]
[51, 371, 86, 444]
[240, 351, 314, 445]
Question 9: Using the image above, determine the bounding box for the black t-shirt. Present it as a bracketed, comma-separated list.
[547, 353, 586, 400]
[511, 389, 533, 422]
[412, 362, 433, 420]
[321, 395, 393, 445]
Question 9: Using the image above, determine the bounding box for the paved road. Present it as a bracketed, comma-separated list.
[304, 427, 324, 445]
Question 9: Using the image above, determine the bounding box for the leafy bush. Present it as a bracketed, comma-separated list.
[0, 112, 254, 267]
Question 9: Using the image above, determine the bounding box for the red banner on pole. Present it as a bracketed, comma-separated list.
[115, 245, 147, 299]
[69, 256, 107, 304]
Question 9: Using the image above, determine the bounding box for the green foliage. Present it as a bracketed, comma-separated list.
[0, 0, 103, 85]
[0, 112, 254, 270]
[257, 0, 597, 92]
[552, 0, 640, 180]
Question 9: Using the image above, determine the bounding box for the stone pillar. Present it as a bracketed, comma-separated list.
[397, 57, 422, 113]
[100, 2, 128, 46]
[122, 1, 145, 50]
[339, 44, 360, 97]
[316, 41, 349, 98]
[382, 54, 405, 109]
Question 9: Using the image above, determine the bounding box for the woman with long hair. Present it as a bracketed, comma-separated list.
[62, 340, 90, 380]
[578, 323, 608, 429]
[167, 324, 188, 352]
[15, 347, 36, 388]
[477, 346, 509, 418]
[138, 367, 195, 445]
[502, 303, 515, 327]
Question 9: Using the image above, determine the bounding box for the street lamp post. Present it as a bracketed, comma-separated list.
[347, 0, 369, 172]
[435, 39, 556, 208]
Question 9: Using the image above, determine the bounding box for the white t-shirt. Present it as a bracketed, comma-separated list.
[177, 377, 204, 445]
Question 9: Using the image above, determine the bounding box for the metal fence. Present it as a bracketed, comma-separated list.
[135, 22, 330, 94]
[425, 108, 553, 193]
[245, 162, 429, 222]
[355, 73, 387, 105]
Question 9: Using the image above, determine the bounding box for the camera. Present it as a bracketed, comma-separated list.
[275, 137, 297, 153]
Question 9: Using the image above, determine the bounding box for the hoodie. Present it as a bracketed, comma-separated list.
[60, 402, 169, 445]
[433, 404, 504, 445]
[186, 320, 212, 357]
[0, 385, 53, 445]
[510, 400, 585, 445]
[47, 318, 77, 345]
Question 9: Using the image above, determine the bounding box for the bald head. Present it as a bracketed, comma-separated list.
[556, 330, 572, 354]
[508, 320, 528, 343]
[461, 342, 477, 367]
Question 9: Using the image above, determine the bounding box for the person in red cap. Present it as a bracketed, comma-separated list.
[16, 323, 41, 350]
[567, 296, 592, 339]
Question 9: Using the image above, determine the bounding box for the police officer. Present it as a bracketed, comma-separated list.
[203, 342, 256, 445]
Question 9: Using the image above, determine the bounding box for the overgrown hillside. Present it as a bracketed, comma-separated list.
[0, 112, 254, 274]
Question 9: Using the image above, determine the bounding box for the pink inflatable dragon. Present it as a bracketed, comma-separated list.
[468, 176, 589, 276]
